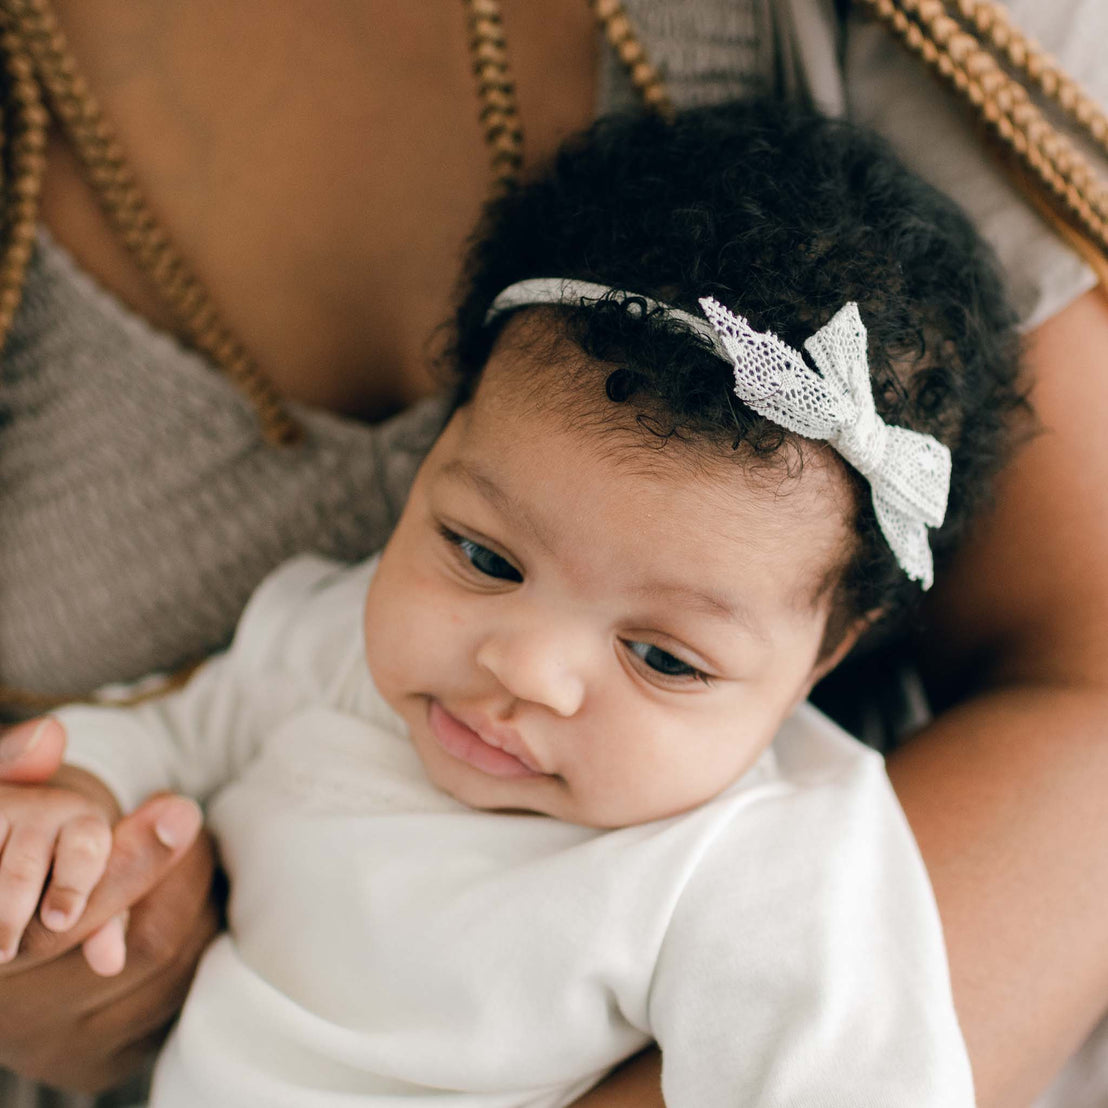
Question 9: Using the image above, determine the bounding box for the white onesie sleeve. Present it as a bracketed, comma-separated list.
[58, 554, 372, 812]
[648, 707, 974, 1107]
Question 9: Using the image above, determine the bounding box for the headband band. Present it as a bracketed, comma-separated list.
[486, 278, 951, 589]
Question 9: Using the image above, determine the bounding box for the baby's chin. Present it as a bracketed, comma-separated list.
[418, 762, 593, 826]
[422, 764, 565, 822]
[441, 781, 716, 830]
[410, 718, 762, 829]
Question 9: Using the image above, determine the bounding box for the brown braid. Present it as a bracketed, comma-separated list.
[590, 0, 674, 121]
[951, 0, 1108, 160]
[464, 0, 525, 190]
[0, 0, 301, 445]
[466, 0, 673, 191]
[858, 0, 1108, 285]
[0, 20, 45, 346]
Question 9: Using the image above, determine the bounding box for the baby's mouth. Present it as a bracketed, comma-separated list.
[426, 700, 546, 779]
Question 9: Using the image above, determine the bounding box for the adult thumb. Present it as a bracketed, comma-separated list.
[0, 716, 67, 783]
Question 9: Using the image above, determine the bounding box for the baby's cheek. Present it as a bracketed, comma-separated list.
[363, 585, 408, 700]
[364, 583, 440, 705]
[362, 624, 395, 706]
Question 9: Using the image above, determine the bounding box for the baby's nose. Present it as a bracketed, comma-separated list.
[475, 631, 587, 717]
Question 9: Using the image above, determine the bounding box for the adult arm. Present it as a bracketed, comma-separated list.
[0, 718, 218, 1092]
[571, 1054, 662, 1107]
[841, 1, 1108, 1100]
[888, 286, 1108, 1107]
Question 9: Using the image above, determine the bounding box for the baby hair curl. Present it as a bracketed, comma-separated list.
[448, 96, 1025, 636]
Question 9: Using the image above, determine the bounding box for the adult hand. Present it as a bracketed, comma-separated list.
[0, 718, 220, 1092]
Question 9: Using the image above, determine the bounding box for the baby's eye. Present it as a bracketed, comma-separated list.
[440, 526, 522, 582]
[625, 641, 709, 683]
[462, 540, 521, 581]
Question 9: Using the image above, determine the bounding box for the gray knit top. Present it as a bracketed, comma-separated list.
[0, 228, 450, 699]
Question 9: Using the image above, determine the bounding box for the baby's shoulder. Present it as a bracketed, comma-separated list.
[747, 701, 886, 796]
[227, 553, 378, 689]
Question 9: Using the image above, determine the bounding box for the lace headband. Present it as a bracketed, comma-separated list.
[486, 278, 951, 589]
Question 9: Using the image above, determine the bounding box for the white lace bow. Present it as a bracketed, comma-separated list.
[485, 278, 951, 588]
[698, 297, 950, 589]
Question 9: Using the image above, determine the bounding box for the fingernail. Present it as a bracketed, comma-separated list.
[41, 908, 69, 931]
[154, 798, 202, 849]
[0, 719, 48, 763]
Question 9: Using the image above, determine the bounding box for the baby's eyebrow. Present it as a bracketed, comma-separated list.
[441, 458, 771, 641]
[439, 459, 557, 553]
[630, 582, 768, 642]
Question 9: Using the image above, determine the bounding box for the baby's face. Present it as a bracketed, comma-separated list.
[365, 336, 855, 828]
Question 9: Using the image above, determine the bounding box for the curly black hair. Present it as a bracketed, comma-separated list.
[447, 97, 1025, 641]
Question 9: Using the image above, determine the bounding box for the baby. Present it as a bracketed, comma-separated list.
[1, 99, 1021, 1106]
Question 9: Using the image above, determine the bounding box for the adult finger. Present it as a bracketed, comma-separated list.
[41, 828, 219, 1007]
[10, 793, 202, 971]
[82, 912, 127, 977]
[0, 718, 66, 785]
[86, 869, 218, 1019]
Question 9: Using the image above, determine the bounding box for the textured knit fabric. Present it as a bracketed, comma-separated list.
[0, 228, 447, 700]
[58, 555, 975, 1108]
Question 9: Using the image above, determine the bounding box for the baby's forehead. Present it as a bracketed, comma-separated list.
[455, 341, 858, 614]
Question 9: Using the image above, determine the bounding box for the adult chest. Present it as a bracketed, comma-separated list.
[38, 0, 599, 418]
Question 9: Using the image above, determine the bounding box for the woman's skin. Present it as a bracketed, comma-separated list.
[36, 0, 599, 419]
[5, 2, 1108, 1103]
[888, 289, 1108, 1106]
